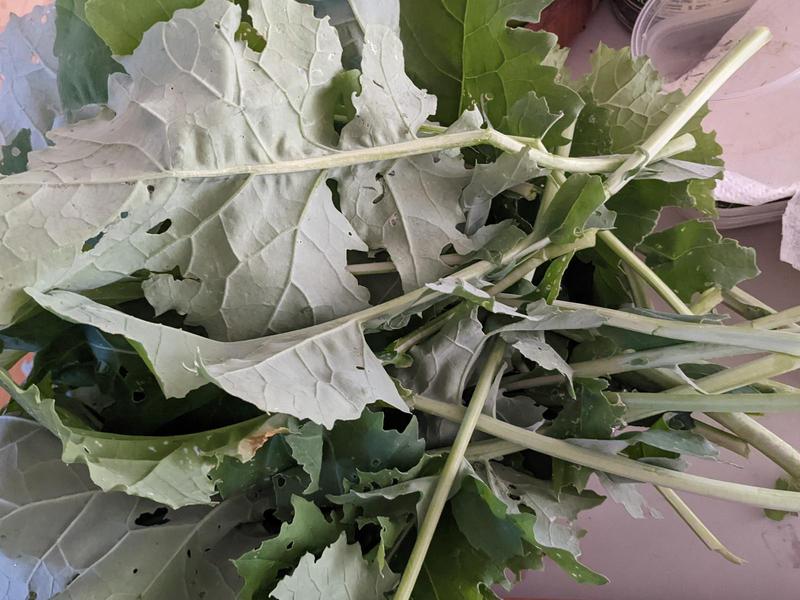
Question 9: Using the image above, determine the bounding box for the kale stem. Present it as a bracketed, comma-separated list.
[615, 391, 800, 414]
[691, 420, 750, 457]
[409, 393, 800, 511]
[395, 339, 507, 600]
[655, 487, 746, 565]
[597, 229, 693, 314]
[690, 287, 724, 314]
[553, 300, 800, 356]
[501, 342, 757, 391]
[591, 28, 771, 313]
[603, 27, 771, 195]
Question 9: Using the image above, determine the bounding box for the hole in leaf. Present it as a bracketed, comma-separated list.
[132, 390, 146, 403]
[147, 219, 172, 235]
[146, 184, 155, 193]
[132, 568, 139, 575]
[275, 474, 287, 488]
[119, 366, 129, 378]
[82, 232, 104, 252]
[135, 507, 170, 527]
[262, 508, 281, 531]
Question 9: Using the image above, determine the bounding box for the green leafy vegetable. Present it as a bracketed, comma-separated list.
[399, 0, 582, 145]
[639, 220, 759, 302]
[0, 0, 791, 597]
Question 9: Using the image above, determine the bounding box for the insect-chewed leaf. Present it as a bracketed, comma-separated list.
[0, 416, 266, 600]
[1, 0, 378, 341]
[0, 369, 288, 508]
[638, 220, 759, 302]
[270, 533, 397, 600]
[28, 289, 407, 427]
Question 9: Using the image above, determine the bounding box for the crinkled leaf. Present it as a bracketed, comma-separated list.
[500, 329, 573, 391]
[413, 504, 523, 600]
[395, 307, 487, 445]
[337, 41, 476, 292]
[319, 408, 426, 495]
[545, 379, 624, 440]
[451, 475, 525, 562]
[0, 370, 287, 508]
[234, 496, 342, 600]
[596, 471, 662, 520]
[426, 277, 519, 315]
[572, 45, 724, 300]
[501, 90, 563, 138]
[618, 428, 719, 459]
[481, 461, 603, 558]
[460, 145, 546, 234]
[303, 0, 400, 67]
[286, 420, 325, 494]
[0, 5, 62, 150]
[639, 220, 759, 302]
[29, 290, 407, 427]
[1, 0, 384, 340]
[271, 533, 397, 600]
[0, 416, 266, 600]
[494, 300, 607, 333]
[399, 0, 583, 146]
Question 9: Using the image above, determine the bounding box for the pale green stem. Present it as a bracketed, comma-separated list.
[347, 253, 465, 276]
[593, 29, 770, 313]
[655, 486, 746, 565]
[636, 355, 800, 481]
[692, 420, 750, 458]
[602, 27, 771, 195]
[671, 354, 800, 396]
[353, 233, 550, 327]
[553, 300, 800, 357]
[615, 391, 800, 414]
[502, 342, 755, 391]
[533, 120, 576, 241]
[625, 264, 654, 309]
[746, 305, 800, 331]
[414, 125, 695, 168]
[722, 286, 776, 320]
[597, 230, 693, 314]
[712, 413, 800, 482]
[392, 305, 465, 355]
[395, 339, 508, 600]
[429, 438, 525, 462]
[409, 393, 800, 511]
[690, 287, 724, 315]
[380, 232, 597, 356]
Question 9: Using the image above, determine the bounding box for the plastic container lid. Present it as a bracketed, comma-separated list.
[631, 0, 800, 101]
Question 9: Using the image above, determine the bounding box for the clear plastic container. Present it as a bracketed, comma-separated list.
[631, 0, 800, 228]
